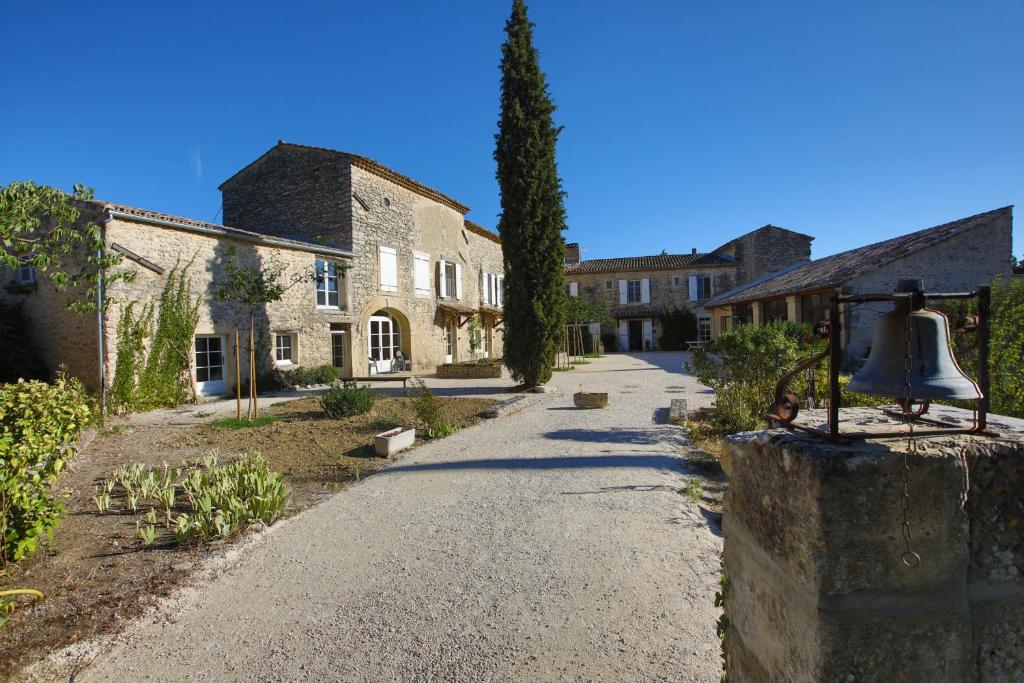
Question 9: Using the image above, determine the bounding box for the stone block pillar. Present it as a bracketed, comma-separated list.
[721, 408, 1024, 682]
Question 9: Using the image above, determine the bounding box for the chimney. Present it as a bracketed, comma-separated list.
[565, 242, 581, 265]
[691, 248, 698, 255]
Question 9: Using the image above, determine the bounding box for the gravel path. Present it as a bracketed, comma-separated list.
[39, 353, 723, 682]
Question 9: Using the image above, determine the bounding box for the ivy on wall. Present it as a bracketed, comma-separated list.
[109, 301, 152, 414]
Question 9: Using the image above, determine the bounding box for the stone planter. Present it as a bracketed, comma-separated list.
[374, 427, 416, 457]
[435, 362, 502, 379]
[573, 392, 608, 409]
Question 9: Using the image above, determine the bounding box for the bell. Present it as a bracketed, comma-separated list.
[849, 280, 982, 401]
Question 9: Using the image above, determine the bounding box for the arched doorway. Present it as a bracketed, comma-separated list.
[368, 309, 405, 373]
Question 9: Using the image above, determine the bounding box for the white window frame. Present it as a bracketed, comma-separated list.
[626, 279, 642, 304]
[378, 245, 398, 294]
[568, 281, 579, 298]
[441, 261, 460, 300]
[275, 334, 294, 365]
[16, 256, 35, 285]
[316, 259, 340, 309]
[698, 317, 712, 342]
[689, 275, 712, 301]
[414, 251, 431, 298]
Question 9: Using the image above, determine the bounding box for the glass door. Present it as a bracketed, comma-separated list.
[369, 312, 401, 373]
[194, 335, 226, 396]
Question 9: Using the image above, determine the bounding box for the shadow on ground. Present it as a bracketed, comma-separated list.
[380, 454, 685, 475]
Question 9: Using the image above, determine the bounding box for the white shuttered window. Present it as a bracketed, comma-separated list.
[379, 246, 398, 293]
[413, 252, 430, 297]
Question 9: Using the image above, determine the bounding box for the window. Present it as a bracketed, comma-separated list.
[763, 298, 788, 323]
[315, 259, 340, 308]
[275, 334, 294, 364]
[440, 260, 461, 299]
[379, 246, 398, 293]
[698, 318, 712, 342]
[673, 276, 682, 287]
[567, 281, 579, 298]
[16, 257, 35, 285]
[626, 279, 642, 304]
[331, 328, 346, 371]
[688, 275, 712, 301]
[801, 292, 831, 325]
[194, 336, 224, 384]
[414, 252, 431, 297]
[719, 315, 729, 334]
[606, 280, 612, 290]
[495, 276, 503, 307]
[734, 302, 753, 325]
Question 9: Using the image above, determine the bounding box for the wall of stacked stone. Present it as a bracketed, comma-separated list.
[843, 213, 1013, 360]
[103, 217, 355, 389]
[0, 259, 100, 388]
[721, 407, 1024, 682]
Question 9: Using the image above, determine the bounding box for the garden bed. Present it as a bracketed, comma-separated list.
[0, 394, 494, 679]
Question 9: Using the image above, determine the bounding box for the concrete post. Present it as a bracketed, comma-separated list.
[721, 407, 1024, 682]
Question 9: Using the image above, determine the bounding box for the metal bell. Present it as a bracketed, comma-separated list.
[849, 281, 982, 401]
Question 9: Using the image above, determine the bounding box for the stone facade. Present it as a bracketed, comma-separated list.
[221, 142, 505, 376]
[722, 407, 1024, 682]
[564, 226, 812, 350]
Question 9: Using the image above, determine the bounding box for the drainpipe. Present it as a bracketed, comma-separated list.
[96, 209, 111, 422]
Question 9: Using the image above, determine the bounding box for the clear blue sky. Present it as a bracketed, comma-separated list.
[3, 1, 1021, 261]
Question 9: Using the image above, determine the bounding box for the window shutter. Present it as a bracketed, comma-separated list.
[437, 260, 446, 298]
[688, 275, 698, 302]
[454, 263, 463, 300]
[486, 273, 494, 305]
[641, 278, 650, 304]
[569, 281, 579, 298]
[618, 320, 629, 351]
[618, 280, 627, 305]
[496, 276, 503, 306]
[379, 246, 398, 293]
[414, 252, 430, 297]
[642, 319, 654, 350]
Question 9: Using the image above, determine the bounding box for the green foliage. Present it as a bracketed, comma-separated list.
[0, 375, 94, 564]
[715, 571, 730, 681]
[0, 302, 49, 383]
[0, 589, 44, 629]
[410, 378, 442, 428]
[275, 364, 340, 387]
[109, 301, 153, 414]
[136, 263, 201, 409]
[494, 0, 568, 387]
[565, 296, 612, 326]
[687, 322, 823, 433]
[658, 308, 698, 351]
[939, 277, 1024, 418]
[601, 332, 619, 352]
[211, 415, 280, 430]
[426, 421, 459, 439]
[320, 380, 377, 418]
[0, 181, 132, 312]
[682, 478, 703, 504]
[468, 314, 483, 354]
[173, 453, 290, 544]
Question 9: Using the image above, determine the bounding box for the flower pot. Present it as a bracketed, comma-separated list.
[374, 426, 416, 457]
[573, 392, 608, 409]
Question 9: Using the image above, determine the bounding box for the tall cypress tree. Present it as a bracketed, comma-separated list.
[494, 0, 567, 387]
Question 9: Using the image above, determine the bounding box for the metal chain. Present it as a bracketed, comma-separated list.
[901, 301, 922, 568]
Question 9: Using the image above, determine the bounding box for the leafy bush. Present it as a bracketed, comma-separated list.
[426, 421, 459, 439]
[320, 380, 377, 418]
[173, 453, 289, 543]
[658, 307, 698, 351]
[601, 332, 619, 352]
[938, 277, 1024, 418]
[410, 378, 442, 427]
[687, 322, 820, 433]
[275, 364, 340, 387]
[0, 375, 95, 563]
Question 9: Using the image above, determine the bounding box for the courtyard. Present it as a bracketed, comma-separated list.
[19, 353, 725, 682]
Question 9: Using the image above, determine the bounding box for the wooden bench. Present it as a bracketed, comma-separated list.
[350, 376, 415, 396]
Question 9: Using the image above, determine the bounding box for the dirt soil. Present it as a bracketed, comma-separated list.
[0, 395, 494, 679]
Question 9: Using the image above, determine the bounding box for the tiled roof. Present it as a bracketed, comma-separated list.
[219, 141, 471, 215]
[708, 206, 1013, 307]
[91, 201, 354, 258]
[565, 252, 733, 275]
[465, 220, 501, 244]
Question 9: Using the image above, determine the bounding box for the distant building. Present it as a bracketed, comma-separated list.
[564, 226, 813, 350]
[705, 206, 1014, 364]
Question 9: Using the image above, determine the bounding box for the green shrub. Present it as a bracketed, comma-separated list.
[0, 374, 95, 563]
[426, 421, 459, 439]
[601, 332, 619, 352]
[210, 415, 280, 429]
[938, 277, 1024, 418]
[320, 380, 377, 418]
[275, 364, 340, 387]
[410, 378, 442, 427]
[658, 307, 699, 351]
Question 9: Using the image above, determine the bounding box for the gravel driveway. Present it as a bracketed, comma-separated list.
[36, 352, 723, 682]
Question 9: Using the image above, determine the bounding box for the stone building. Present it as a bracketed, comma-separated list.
[705, 206, 1014, 364]
[564, 226, 812, 350]
[2, 142, 505, 396]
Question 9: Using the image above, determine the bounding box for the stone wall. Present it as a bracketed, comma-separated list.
[103, 216, 356, 391]
[722, 407, 1024, 681]
[843, 212, 1013, 360]
[717, 225, 813, 286]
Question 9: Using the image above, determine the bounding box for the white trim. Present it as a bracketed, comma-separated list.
[641, 278, 650, 304]
[378, 245, 398, 293]
[688, 275, 699, 302]
[413, 251, 431, 298]
[618, 280, 627, 305]
[454, 262, 463, 300]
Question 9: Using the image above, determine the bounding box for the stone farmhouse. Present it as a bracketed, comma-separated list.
[705, 206, 1014, 365]
[1, 141, 505, 396]
[564, 226, 813, 351]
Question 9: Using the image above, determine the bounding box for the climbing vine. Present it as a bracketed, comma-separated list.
[111, 261, 200, 412]
[109, 301, 152, 414]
